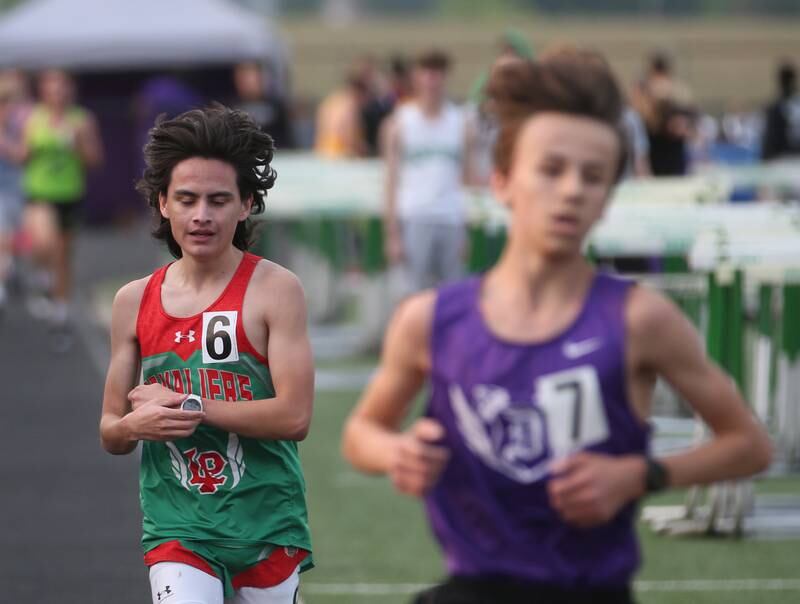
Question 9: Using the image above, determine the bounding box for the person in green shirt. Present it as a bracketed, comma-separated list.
[23, 69, 103, 347]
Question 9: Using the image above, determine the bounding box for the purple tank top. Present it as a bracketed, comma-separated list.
[424, 272, 649, 587]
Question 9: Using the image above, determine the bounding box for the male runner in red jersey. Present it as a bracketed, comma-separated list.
[100, 106, 313, 604]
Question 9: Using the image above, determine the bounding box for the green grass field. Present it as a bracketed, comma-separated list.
[299, 386, 800, 604]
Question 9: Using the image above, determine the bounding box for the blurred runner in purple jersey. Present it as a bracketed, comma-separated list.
[342, 48, 771, 604]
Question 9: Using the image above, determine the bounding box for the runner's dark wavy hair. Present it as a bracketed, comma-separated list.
[136, 104, 276, 258]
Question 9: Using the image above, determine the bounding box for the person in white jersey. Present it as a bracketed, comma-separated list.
[383, 49, 476, 293]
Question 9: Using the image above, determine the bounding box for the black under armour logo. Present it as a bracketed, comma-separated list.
[157, 586, 172, 601]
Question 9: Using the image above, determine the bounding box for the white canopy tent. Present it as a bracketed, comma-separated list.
[0, 0, 287, 72]
[0, 0, 290, 224]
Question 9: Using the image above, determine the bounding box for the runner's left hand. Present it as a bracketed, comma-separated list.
[128, 383, 185, 411]
[547, 452, 646, 528]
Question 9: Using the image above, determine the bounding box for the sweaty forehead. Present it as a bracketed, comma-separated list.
[168, 158, 238, 193]
[516, 112, 619, 167]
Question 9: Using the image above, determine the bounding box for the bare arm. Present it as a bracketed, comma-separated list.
[548, 285, 772, 527]
[76, 112, 103, 169]
[630, 286, 772, 486]
[100, 279, 204, 454]
[342, 291, 450, 495]
[197, 270, 314, 441]
[99, 282, 143, 454]
[382, 114, 404, 264]
[342, 96, 366, 157]
[634, 155, 651, 178]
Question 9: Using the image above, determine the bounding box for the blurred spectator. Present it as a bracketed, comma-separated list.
[722, 106, 761, 150]
[621, 91, 652, 178]
[0, 71, 28, 310]
[621, 104, 651, 178]
[134, 74, 203, 127]
[3, 69, 33, 121]
[469, 30, 534, 106]
[383, 49, 476, 293]
[690, 111, 721, 167]
[467, 32, 534, 186]
[636, 53, 695, 176]
[133, 74, 202, 173]
[353, 54, 394, 157]
[233, 60, 294, 150]
[761, 61, 800, 160]
[706, 105, 761, 167]
[387, 55, 412, 106]
[22, 69, 103, 348]
[314, 72, 368, 158]
[290, 96, 317, 149]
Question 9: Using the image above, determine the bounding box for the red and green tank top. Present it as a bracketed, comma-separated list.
[135, 252, 312, 566]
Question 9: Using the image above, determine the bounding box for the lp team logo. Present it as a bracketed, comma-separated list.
[450, 365, 610, 484]
[165, 433, 246, 494]
[183, 448, 228, 493]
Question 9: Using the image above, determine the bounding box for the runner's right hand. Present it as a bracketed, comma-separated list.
[128, 383, 185, 411]
[388, 418, 450, 497]
[123, 404, 205, 442]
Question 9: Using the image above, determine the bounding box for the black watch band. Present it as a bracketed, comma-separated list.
[645, 457, 669, 494]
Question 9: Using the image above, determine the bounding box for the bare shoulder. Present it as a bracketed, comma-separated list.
[111, 275, 152, 335]
[385, 289, 437, 368]
[391, 289, 436, 338]
[251, 258, 303, 293]
[249, 258, 306, 312]
[626, 283, 688, 336]
[626, 282, 700, 366]
[113, 275, 151, 315]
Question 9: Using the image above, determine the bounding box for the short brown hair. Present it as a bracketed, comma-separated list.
[415, 49, 451, 72]
[137, 104, 276, 258]
[487, 47, 626, 179]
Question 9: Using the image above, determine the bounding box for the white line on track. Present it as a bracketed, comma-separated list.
[73, 290, 110, 378]
[636, 578, 800, 592]
[303, 583, 428, 596]
[301, 578, 800, 596]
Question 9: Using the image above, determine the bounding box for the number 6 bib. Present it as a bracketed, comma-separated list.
[202, 311, 239, 364]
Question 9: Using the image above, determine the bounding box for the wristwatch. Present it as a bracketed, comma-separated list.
[181, 394, 204, 412]
[645, 457, 670, 493]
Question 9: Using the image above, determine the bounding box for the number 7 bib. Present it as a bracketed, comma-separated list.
[536, 365, 610, 460]
[449, 365, 611, 484]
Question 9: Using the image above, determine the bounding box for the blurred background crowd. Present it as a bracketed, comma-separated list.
[1, 0, 800, 224]
[1, 0, 800, 330]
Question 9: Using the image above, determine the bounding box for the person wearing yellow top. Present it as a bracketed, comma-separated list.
[314, 74, 367, 159]
[23, 69, 103, 348]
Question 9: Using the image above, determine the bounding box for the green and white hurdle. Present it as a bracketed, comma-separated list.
[640, 227, 800, 538]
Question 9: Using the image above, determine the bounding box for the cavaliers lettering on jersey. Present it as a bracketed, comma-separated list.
[424, 273, 648, 587]
[135, 252, 312, 567]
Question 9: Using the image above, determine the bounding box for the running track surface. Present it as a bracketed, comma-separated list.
[0, 223, 160, 603]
